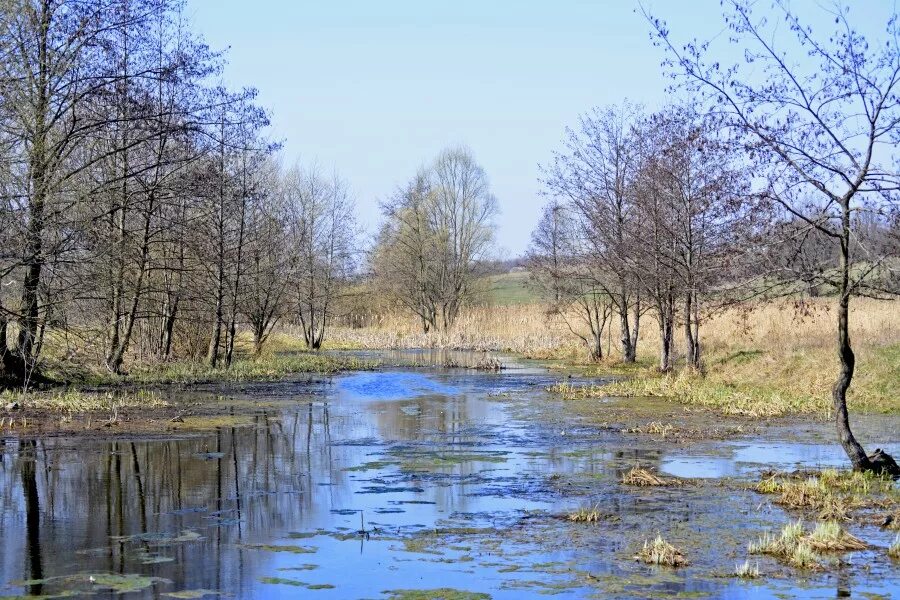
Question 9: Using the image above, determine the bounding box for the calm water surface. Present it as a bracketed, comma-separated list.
[0, 352, 897, 599]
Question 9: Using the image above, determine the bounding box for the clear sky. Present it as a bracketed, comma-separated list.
[184, 0, 891, 257]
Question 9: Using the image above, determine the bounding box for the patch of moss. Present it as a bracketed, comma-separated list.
[239, 543, 317, 554]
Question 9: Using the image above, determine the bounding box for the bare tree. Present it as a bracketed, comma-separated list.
[543, 103, 643, 362]
[648, 0, 900, 473]
[284, 163, 356, 350]
[375, 146, 498, 332]
[527, 200, 613, 361]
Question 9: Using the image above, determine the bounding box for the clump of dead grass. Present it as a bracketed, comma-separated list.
[889, 534, 900, 559]
[625, 421, 677, 438]
[634, 535, 687, 567]
[748, 521, 821, 570]
[622, 467, 679, 487]
[756, 469, 897, 521]
[2, 389, 168, 413]
[805, 521, 867, 552]
[749, 520, 868, 570]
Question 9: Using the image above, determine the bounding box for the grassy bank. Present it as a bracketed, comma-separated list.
[97, 350, 367, 387]
[1, 331, 370, 415]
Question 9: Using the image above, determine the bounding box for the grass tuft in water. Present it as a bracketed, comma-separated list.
[733, 560, 760, 579]
[805, 521, 867, 552]
[382, 589, 492, 600]
[756, 469, 897, 521]
[633, 535, 687, 567]
[567, 506, 603, 523]
[747, 521, 822, 570]
[889, 534, 900, 559]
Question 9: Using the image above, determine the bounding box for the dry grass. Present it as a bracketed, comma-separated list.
[622, 467, 678, 487]
[749, 520, 866, 570]
[634, 535, 687, 567]
[805, 521, 867, 552]
[1, 389, 167, 413]
[328, 304, 576, 355]
[748, 521, 821, 569]
[889, 534, 900, 559]
[625, 421, 677, 438]
[756, 469, 898, 521]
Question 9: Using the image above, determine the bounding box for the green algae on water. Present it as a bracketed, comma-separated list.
[382, 589, 491, 600]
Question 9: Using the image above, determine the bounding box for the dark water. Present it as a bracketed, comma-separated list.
[0, 353, 897, 599]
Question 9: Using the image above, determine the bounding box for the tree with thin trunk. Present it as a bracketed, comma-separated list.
[284, 163, 356, 350]
[527, 200, 614, 361]
[542, 103, 643, 362]
[374, 146, 498, 333]
[647, 0, 900, 473]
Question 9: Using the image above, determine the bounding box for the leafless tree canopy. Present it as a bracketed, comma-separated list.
[0, 0, 357, 385]
[643, 0, 900, 472]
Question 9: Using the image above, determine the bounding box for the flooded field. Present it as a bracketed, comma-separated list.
[0, 352, 897, 599]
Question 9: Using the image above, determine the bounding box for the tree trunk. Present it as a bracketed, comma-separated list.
[630, 296, 641, 361]
[659, 317, 672, 372]
[589, 330, 603, 362]
[833, 212, 871, 471]
[619, 291, 636, 363]
[832, 291, 870, 470]
[832, 201, 897, 477]
[683, 292, 700, 370]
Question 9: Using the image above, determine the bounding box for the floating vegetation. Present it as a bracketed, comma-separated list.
[162, 590, 224, 599]
[625, 421, 677, 438]
[12, 573, 169, 594]
[342, 460, 401, 472]
[113, 529, 203, 545]
[622, 467, 678, 487]
[567, 506, 603, 523]
[277, 564, 319, 572]
[238, 543, 317, 554]
[633, 535, 687, 567]
[260, 577, 306, 587]
[381, 589, 492, 600]
[733, 560, 760, 579]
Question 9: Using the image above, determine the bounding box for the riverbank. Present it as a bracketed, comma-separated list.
[0, 348, 371, 436]
[330, 298, 900, 417]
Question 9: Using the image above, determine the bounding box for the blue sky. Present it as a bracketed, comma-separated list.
[185, 0, 892, 256]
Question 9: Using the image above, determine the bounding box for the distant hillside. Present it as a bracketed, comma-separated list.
[482, 270, 540, 305]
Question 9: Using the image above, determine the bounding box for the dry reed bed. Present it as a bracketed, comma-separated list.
[329, 298, 899, 416]
[330, 298, 898, 356]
